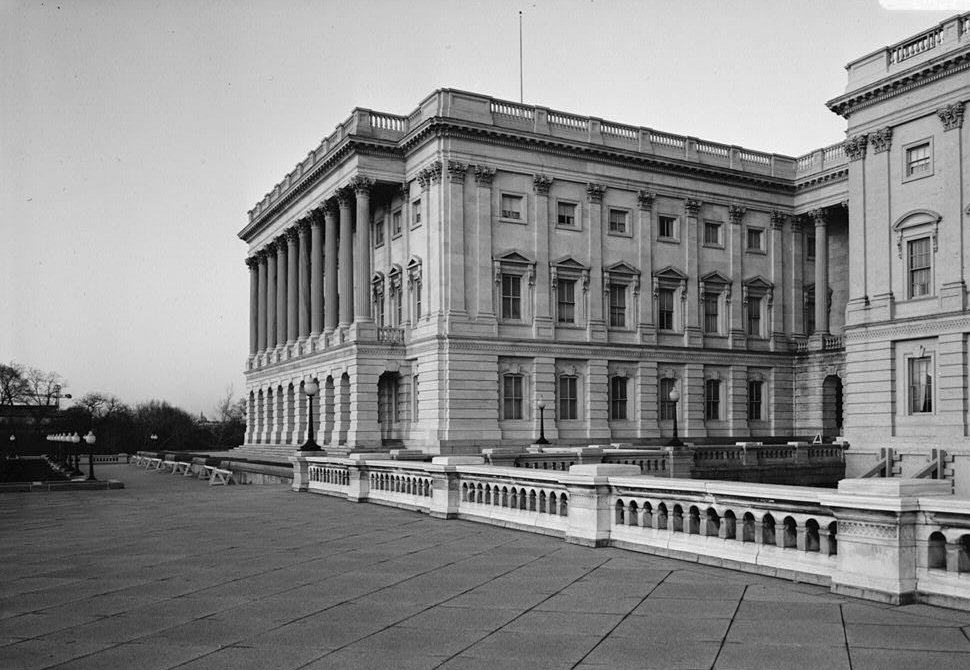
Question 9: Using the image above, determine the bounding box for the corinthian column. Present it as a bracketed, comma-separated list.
[309, 210, 323, 337]
[298, 219, 311, 340]
[812, 208, 829, 335]
[323, 201, 338, 333]
[337, 189, 354, 328]
[265, 242, 277, 350]
[352, 175, 373, 322]
[286, 228, 299, 344]
[246, 256, 259, 355]
[275, 236, 288, 347]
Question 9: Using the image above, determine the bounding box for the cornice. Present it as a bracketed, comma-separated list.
[794, 168, 848, 193]
[827, 47, 970, 118]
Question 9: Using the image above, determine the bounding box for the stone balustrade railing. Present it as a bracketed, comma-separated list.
[290, 454, 970, 609]
[889, 25, 944, 64]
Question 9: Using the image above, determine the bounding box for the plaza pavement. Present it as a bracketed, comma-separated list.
[2, 465, 970, 670]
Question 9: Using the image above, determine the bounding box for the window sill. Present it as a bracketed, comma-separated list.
[556, 224, 581, 232]
[746, 248, 766, 255]
[902, 170, 933, 184]
[657, 236, 680, 244]
[607, 231, 633, 239]
[499, 217, 527, 225]
[703, 243, 725, 250]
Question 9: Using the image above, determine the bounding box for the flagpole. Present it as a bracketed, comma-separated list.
[519, 11, 523, 103]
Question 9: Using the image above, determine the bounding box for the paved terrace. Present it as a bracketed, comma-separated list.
[2, 466, 970, 670]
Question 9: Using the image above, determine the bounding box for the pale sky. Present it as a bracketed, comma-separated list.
[1, 0, 962, 416]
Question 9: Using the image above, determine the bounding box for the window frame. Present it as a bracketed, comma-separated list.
[608, 282, 627, 329]
[903, 138, 933, 182]
[373, 217, 385, 248]
[704, 378, 721, 421]
[556, 200, 580, 230]
[703, 220, 724, 248]
[411, 199, 422, 228]
[391, 209, 403, 238]
[607, 207, 632, 237]
[657, 214, 680, 242]
[557, 374, 579, 421]
[501, 273, 523, 321]
[501, 373, 525, 420]
[658, 377, 677, 421]
[906, 353, 934, 415]
[907, 236, 932, 299]
[609, 375, 629, 421]
[748, 380, 764, 422]
[746, 226, 765, 253]
[499, 192, 526, 224]
[657, 288, 676, 331]
[556, 278, 577, 324]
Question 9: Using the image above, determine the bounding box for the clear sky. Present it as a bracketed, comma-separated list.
[1, 0, 963, 416]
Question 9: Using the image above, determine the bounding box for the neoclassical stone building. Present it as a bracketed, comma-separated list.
[238, 13, 968, 487]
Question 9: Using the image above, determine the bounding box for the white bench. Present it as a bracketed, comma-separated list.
[199, 465, 215, 481]
[131, 455, 146, 467]
[147, 457, 163, 470]
[158, 460, 176, 473]
[172, 461, 192, 476]
[209, 468, 232, 486]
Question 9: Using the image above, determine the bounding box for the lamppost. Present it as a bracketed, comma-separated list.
[301, 379, 320, 451]
[667, 388, 683, 447]
[535, 395, 549, 445]
[71, 433, 82, 476]
[149, 433, 159, 451]
[8, 434, 14, 458]
[83, 431, 96, 481]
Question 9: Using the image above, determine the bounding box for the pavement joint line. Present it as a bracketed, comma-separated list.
[840, 601, 855, 670]
[708, 581, 748, 670]
[291, 540, 598, 670]
[962, 625, 970, 644]
[567, 563, 675, 669]
[426, 549, 616, 670]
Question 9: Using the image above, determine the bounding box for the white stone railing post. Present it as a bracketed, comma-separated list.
[563, 464, 640, 547]
[346, 455, 372, 502]
[289, 453, 310, 492]
[429, 457, 484, 519]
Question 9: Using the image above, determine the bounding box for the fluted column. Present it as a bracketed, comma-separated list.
[265, 243, 277, 350]
[352, 176, 373, 322]
[813, 208, 829, 335]
[307, 212, 322, 337]
[338, 189, 354, 327]
[298, 219, 311, 339]
[246, 256, 259, 355]
[275, 236, 288, 347]
[286, 228, 299, 344]
[323, 201, 338, 333]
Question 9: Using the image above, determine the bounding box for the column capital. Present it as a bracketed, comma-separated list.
[349, 175, 373, 195]
[336, 187, 354, 207]
[321, 199, 339, 216]
[447, 160, 467, 183]
[275, 235, 289, 253]
[636, 190, 655, 210]
[843, 134, 868, 161]
[399, 182, 410, 201]
[533, 174, 553, 195]
[684, 199, 702, 217]
[474, 165, 496, 186]
[870, 126, 893, 153]
[728, 205, 746, 225]
[297, 218, 311, 236]
[770, 211, 788, 229]
[810, 208, 828, 228]
[937, 101, 965, 131]
[263, 240, 277, 256]
[586, 183, 605, 203]
[245, 255, 260, 270]
[286, 227, 299, 244]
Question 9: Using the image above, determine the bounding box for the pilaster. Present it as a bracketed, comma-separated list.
[728, 205, 746, 346]
[445, 160, 468, 321]
[683, 199, 703, 347]
[533, 174, 553, 338]
[938, 102, 966, 311]
[769, 212, 786, 342]
[636, 191, 655, 342]
[474, 166, 497, 325]
[585, 184, 607, 341]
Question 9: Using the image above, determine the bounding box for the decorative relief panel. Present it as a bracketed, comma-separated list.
[837, 520, 898, 539]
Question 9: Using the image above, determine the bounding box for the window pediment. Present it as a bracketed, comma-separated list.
[551, 255, 588, 271]
[893, 209, 941, 259]
[495, 250, 535, 265]
[654, 266, 687, 282]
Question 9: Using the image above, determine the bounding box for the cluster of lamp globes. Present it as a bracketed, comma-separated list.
[47, 431, 97, 446]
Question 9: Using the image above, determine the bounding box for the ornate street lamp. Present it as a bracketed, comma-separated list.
[535, 395, 549, 445]
[83, 431, 97, 481]
[71, 433, 82, 476]
[667, 388, 683, 447]
[149, 433, 159, 451]
[300, 379, 320, 451]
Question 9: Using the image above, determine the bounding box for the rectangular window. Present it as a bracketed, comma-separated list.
[704, 221, 722, 246]
[608, 208, 628, 234]
[374, 219, 385, 247]
[748, 381, 763, 421]
[558, 376, 578, 420]
[805, 294, 816, 335]
[395, 292, 402, 326]
[411, 375, 419, 422]
[747, 228, 764, 251]
[908, 356, 933, 414]
[376, 294, 385, 327]
[501, 274, 522, 320]
[806, 234, 816, 260]
[503, 374, 523, 420]
[703, 294, 719, 334]
[557, 202, 577, 228]
[704, 379, 720, 421]
[557, 279, 576, 323]
[501, 194, 523, 220]
[747, 296, 762, 337]
[659, 378, 677, 421]
[609, 284, 626, 328]
[658, 215, 677, 239]
[658, 288, 675, 330]
[412, 200, 421, 226]
[609, 376, 628, 420]
[415, 283, 422, 319]
[906, 142, 931, 177]
[391, 210, 402, 237]
[908, 237, 931, 298]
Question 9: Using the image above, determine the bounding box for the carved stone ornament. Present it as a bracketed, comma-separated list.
[447, 160, 467, 183]
[586, 183, 605, 203]
[263, 240, 276, 255]
[399, 183, 409, 201]
[870, 127, 893, 153]
[286, 226, 299, 243]
[581, 269, 590, 292]
[276, 236, 289, 253]
[493, 262, 502, 285]
[533, 174, 553, 195]
[810, 208, 828, 228]
[336, 187, 354, 207]
[298, 217, 311, 234]
[770, 211, 787, 229]
[350, 174, 373, 194]
[728, 205, 746, 225]
[245, 255, 259, 269]
[322, 199, 339, 216]
[937, 102, 965, 131]
[428, 160, 443, 183]
[637, 190, 655, 210]
[416, 169, 431, 190]
[474, 165, 496, 186]
[843, 134, 868, 161]
[684, 199, 702, 217]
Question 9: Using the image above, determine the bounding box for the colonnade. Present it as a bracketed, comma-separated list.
[246, 176, 374, 356]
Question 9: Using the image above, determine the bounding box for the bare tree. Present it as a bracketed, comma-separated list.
[0, 362, 27, 413]
[20, 366, 67, 427]
[210, 385, 246, 448]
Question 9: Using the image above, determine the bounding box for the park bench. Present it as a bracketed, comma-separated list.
[199, 464, 215, 481]
[172, 461, 192, 476]
[209, 467, 233, 486]
[146, 457, 162, 470]
[131, 455, 146, 467]
[157, 460, 176, 473]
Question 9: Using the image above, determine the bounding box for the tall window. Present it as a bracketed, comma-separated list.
[558, 376, 578, 420]
[659, 378, 677, 420]
[747, 296, 762, 337]
[412, 200, 421, 226]
[502, 374, 523, 419]
[703, 294, 719, 334]
[748, 381, 763, 421]
[557, 279, 576, 323]
[608, 209, 628, 234]
[411, 375, 419, 421]
[609, 376, 628, 420]
[747, 228, 764, 251]
[374, 219, 385, 247]
[414, 283, 422, 319]
[658, 288, 675, 330]
[704, 221, 722, 246]
[908, 357, 933, 414]
[395, 291, 402, 325]
[806, 234, 816, 260]
[658, 215, 677, 239]
[805, 290, 816, 335]
[501, 194, 523, 220]
[501, 274, 522, 320]
[908, 237, 931, 298]
[557, 202, 577, 228]
[376, 294, 385, 327]
[391, 210, 402, 236]
[609, 284, 626, 328]
[704, 379, 720, 421]
[906, 142, 931, 177]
